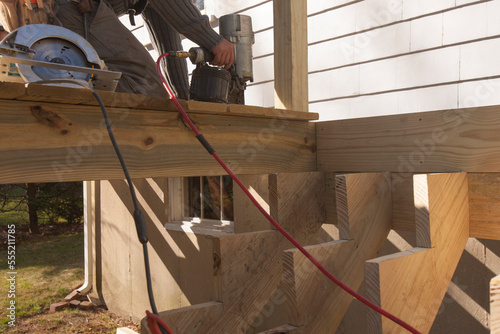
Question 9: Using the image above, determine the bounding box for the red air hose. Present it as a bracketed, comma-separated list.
[154, 53, 422, 334]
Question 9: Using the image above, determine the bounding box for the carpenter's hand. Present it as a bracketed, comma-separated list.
[210, 38, 234, 70]
[74, 0, 93, 14]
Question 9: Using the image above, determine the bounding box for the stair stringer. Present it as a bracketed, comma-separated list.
[365, 172, 469, 334]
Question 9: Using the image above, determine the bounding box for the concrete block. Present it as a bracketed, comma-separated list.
[353, 22, 410, 64]
[443, 4, 487, 45]
[460, 39, 500, 80]
[308, 5, 356, 43]
[64, 290, 81, 302]
[69, 300, 81, 307]
[410, 14, 443, 51]
[50, 302, 69, 313]
[359, 58, 397, 94]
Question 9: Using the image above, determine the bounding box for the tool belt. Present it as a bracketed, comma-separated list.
[0, 0, 57, 31]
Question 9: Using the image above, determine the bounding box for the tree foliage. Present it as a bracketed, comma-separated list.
[0, 182, 84, 232]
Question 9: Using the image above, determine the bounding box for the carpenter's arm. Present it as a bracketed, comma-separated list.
[147, 0, 234, 68]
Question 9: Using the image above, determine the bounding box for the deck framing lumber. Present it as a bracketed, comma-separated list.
[365, 173, 469, 333]
[273, 0, 308, 112]
[0, 90, 316, 184]
[317, 105, 500, 173]
[282, 173, 392, 333]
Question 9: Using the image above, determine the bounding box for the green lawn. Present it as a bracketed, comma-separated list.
[0, 232, 139, 333]
[0, 233, 84, 330]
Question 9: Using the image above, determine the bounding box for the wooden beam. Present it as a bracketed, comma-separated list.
[282, 173, 392, 333]
[317, 105, 500, 173]
[392, 173, 500, 240]
[1, 83, 318, 120]
[273, 0, 308, 112]
[233, 174, 271, 233]
[365, 173, 469, 333]
[0, 98, 316, 184]
[491, 274, 500, 334]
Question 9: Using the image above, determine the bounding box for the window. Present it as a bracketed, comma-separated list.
[168, 175, 234, 230]
[184, 176, 233, 221]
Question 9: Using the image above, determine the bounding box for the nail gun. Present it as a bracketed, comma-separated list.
[167, 14, 254, 105]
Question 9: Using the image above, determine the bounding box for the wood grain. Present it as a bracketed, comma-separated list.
[2, 83, 318, 119]
[144, 172, 326, 333]
[491, 274, 500, 334]
[207, 172, 326, 334]
[468, 173, 500, 239]
[392, 173, 500, 240]
[282, 173, 392, 333]
[273, 0, 308, 112]
[0, 100, 316, 183]
[365, 173, 469, 333]
[317, 105, 500, 173]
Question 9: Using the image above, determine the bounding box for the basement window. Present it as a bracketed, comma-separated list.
[166, 175, 234, 233]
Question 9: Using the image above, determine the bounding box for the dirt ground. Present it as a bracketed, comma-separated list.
[6, 308, 140, 333]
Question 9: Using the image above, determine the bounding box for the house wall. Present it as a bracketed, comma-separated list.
[107, 0, 500, 332]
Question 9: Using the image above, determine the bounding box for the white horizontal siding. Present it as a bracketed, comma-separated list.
[309, 0, 500, 121]
[123, 0, 500, 119]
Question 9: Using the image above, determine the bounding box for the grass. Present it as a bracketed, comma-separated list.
[0, 199, 28, 228]
[0, 232, 139, 333]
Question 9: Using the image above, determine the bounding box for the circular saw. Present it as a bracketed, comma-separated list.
[0, 24, 121, 91]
